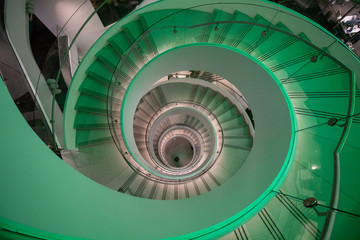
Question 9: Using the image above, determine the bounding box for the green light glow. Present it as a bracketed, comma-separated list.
[121, 43, 298, 239]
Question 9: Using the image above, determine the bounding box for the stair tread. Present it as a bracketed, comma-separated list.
[79, 87, 122, 103]
[75, 105, 120, 115]
[96, 44, 121, 70]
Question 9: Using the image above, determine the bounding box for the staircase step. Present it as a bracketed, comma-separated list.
[262, 38, 317, 73]
[152, 87, 167, 106]
[213, 99, 233, 116]
[221, 118, 247, 130]
[206, 9, 233, 44]
[108, 32, 139, 72]
[125, 174, 145, 196]
[122, 20, 149, 65]
[75, 106, 120, 116]
[148, 182, 160, 199]
[200, 9, 222, 43]
[228, 14, 261, 49]
[223, 137, 252, 148]
[96, 44, 121, 70]
[133, 115, 149, 127]
[257, 37, 297, 62]
[141, 8, 210, 48]
[79, 86, 122, 103]
[222, 10, 252, 46]
[214, 10, 241, 44]
[138, 14, 159, 56]
[140, 181, 154, 199]
[223, 143, 251, 151]
[142, 94, 159, 112]
[117, 170, 138, 192]
[194, 85, 208, 104]
[207, 92, 224, 110]
[191, 180, 201, 196]
[86, 61, 114, 85]
[206, 171, 221, 187]
[123, 18, 144, 43]
[77, 135, 114, 147]
[76, 94, 120, 112]
[252, 21, 293, 60]
[75, 123, 111, 130]
[217, 107, 242, 122]
[176, 184, 186, 199]
[108, 31, 131, 55]
[216, 149, 248, 175]
[137, 99, 157, 116]
[201, 87, 216, 106]
[207, 167, 231, 185]
[151, 183, 164, 200]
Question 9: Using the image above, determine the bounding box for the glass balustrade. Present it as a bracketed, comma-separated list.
[23, 0, 359, 238]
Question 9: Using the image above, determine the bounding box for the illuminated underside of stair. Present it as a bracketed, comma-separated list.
[62, 0, 360, 238]
[1, 0, 360, 239]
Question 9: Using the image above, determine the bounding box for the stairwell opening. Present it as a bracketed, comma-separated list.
[163, 136, 194, 168]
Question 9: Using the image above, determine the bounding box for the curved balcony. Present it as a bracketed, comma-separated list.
[0, 0, 359, 239]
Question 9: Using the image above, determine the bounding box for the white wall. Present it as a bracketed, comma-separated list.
[32, 0, 105, 57]
[5, 0, 65, 147]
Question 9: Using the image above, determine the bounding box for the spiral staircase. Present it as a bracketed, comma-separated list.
[1, 0, 360, 239]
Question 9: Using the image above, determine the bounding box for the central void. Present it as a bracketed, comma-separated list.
[120, 43, 295, 237]
[122, 44, 294, 184]
[164, 136, 194, 168]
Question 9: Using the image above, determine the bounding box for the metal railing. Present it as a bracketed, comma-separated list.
[33, 1, 358, 238]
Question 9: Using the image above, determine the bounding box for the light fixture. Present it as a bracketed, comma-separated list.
[303, 197, 318, 208]
[311, 55, 318, 63]
[327, 118, 338, 126]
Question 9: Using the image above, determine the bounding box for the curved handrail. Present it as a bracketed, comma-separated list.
[102, 2, 357, 236]
[2, 0, 358, 238]
[36, 0, 109, 150]
[150, 124, 205, 172]
[33, 0, 90, 149]
[39, 0, 358, 236]
[166, 71, 250, 109]
[168, 72, 251, 116]
[52, 0, 109, 149]
[38, 0, 355, 191]
[111, 100, 225, 181]
[156, 125, 204, 171]
[321, 73, 356, 239]
[143, 101, 224, 175]
[145, 101, 224, 153]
